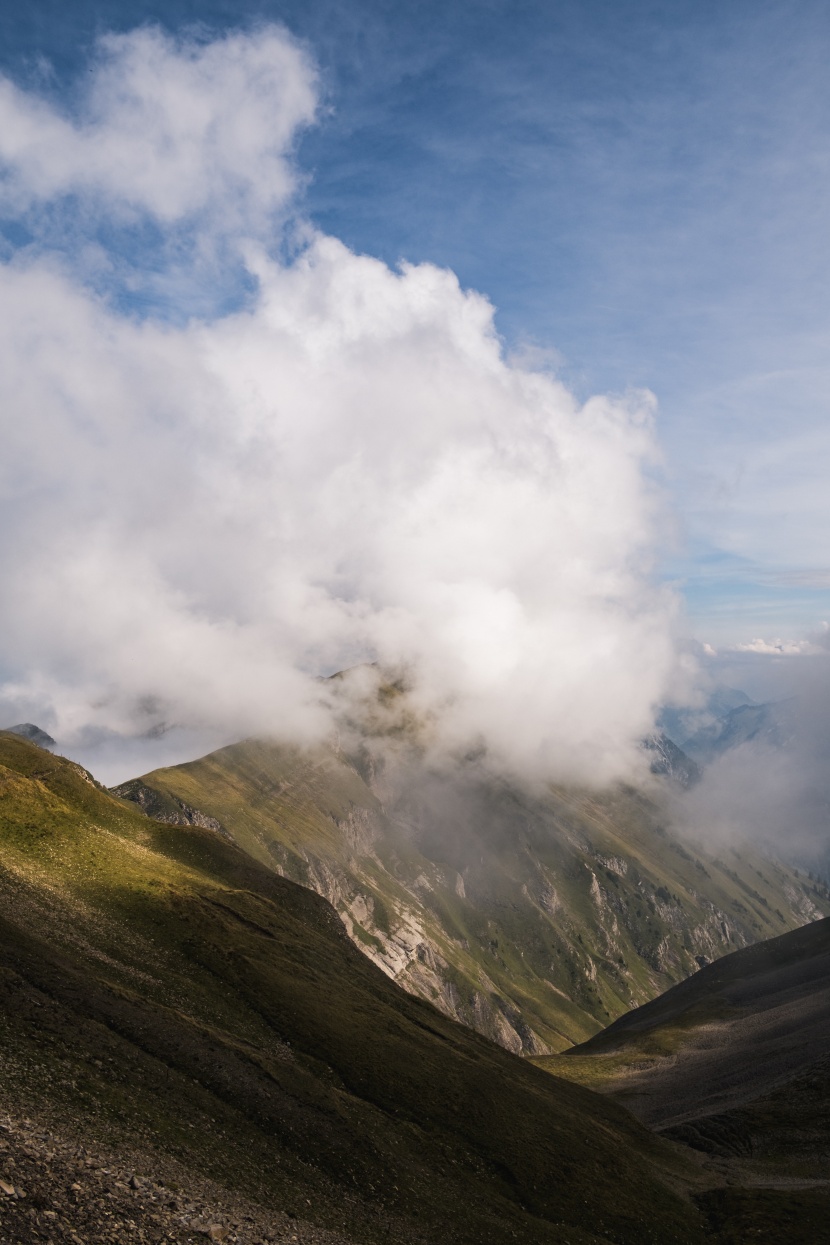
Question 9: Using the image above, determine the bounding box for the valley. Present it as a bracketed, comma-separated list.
[1, 713, 828, 1243]
[535, 917, 830, 1242]
[0, 729, 710, 1245]
[114, 697, 829, 1057]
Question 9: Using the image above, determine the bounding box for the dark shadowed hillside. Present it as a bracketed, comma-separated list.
[535, 918, 830, 1241]
[542, 917, 830, 1124]
[0, 730, 712, 1245]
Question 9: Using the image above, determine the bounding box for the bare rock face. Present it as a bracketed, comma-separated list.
[112, 780, 233, 839]
[642, 733, 700, 788]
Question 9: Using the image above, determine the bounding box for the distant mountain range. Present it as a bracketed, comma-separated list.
[680, 697, 797, 765]
[658, 685, 758, 746]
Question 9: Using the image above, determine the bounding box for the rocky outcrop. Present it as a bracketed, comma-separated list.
[114, 738, 830, 1055]
[112, 780, 232, 839]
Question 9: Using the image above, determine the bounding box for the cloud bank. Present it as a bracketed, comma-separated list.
[0, 26, 680, 784]
[675, 679, 830, 869]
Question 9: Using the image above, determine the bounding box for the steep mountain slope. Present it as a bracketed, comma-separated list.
[116, 728, 828, 1055]
[0, 729, 709, 1245]
[534, 919, 830, 1242]
[643, 733, 701, 788]
[534, 917, 830, 1126]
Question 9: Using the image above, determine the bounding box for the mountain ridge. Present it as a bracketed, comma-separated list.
[532, 915, 830, 1241]
[114, 722, 829, 1056]
[3, 727, 829, 1241]
[681, 699, 796, 764]
[0, 728, 711, 1245]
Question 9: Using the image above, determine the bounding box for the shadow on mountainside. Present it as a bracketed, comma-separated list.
[0, 731, 707, 1245]
[535, 918, 830, 1243]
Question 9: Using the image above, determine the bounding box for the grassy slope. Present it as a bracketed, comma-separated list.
[533, 917, 830, 1110]
[565, 916, 830, 1056]
[124, 738, 830, 1054]
[664, 1050, 830, 1180]
[532, 919, 830, 1241]
[0, 731, 710, 1245]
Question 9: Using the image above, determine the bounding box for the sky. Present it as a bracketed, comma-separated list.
[1, 1, 829, 779]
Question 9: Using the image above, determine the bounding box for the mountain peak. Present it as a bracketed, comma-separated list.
[2, 722, 56, 750]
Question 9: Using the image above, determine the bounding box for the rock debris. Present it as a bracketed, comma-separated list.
[0, 1114, 358, 1245]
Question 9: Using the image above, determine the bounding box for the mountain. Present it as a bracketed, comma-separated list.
[113, 710, 828, 1056]
[542, 915, 830, 1124]
[534, 917, 830, 1243]
[673, 693, 830, 889]
[0, 728, 712, 1245]
[3, 721, 56, 749]
[643, 733, 701, 788]
[657, 688, 755, 753]
[681, 699, 796, 764]
[706, 687, 757, 717]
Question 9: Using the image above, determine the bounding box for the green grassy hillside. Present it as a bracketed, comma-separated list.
[119, 726, 830, 1054]
[532, 918, 830, 1241]
[0, 730, 711, 1245]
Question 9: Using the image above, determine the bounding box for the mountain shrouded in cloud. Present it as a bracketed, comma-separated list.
[0, 25, 681, 784]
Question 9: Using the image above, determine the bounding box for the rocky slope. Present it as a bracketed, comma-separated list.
[114, 682, 829, 1056]
[0, 728, 714, 1245]
[0, 1111, 352, 1245]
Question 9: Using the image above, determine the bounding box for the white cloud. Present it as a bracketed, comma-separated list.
[674, 678, 830, 864]
[810, 621, 830, 651]
[0, 26, 317, 231]
[730, 636, 821, 656]
[0, 27, 681, 785]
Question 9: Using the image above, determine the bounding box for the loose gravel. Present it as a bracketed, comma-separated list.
[0, 1112, 361, 1245]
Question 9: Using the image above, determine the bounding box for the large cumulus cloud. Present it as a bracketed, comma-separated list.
[0, 26, 680, 784]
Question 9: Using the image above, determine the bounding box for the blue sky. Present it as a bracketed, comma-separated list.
[3, 0, 830, 652]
